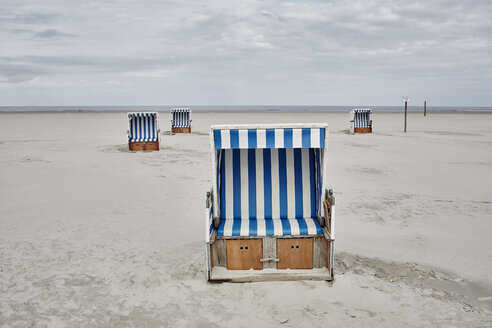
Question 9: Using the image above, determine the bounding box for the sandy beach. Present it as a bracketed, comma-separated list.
[0, 111, 491, 327]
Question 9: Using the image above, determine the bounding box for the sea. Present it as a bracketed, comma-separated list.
[0, 105, 491, 113]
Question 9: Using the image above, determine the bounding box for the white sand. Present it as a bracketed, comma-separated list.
[0, 111, 491, 327]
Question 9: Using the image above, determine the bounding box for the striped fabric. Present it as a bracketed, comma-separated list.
[128, 112, 159, 142]
[214, 128, 325, 149]
[211, 124, 327, 237]
[215, 148, 323, 237]
[352, 109, 372, 128]
[207, 204, 214, 242]
[171, 108, 191, 128]
[217, 218, 322, 237]
[218, 148, 318, 220]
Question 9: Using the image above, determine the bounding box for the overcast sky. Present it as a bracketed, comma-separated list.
[0, 0, 491, 106]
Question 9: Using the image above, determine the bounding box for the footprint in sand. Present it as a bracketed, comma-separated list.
[346, 308, 377, 318]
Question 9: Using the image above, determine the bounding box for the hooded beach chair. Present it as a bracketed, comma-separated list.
[127, 112, 160, 151]
[350, 109, 372, 134]
[205, 123, 335, 282]
[171, 108, 192, 133]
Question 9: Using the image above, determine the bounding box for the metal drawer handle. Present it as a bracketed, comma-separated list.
[260, 258, 279, 262]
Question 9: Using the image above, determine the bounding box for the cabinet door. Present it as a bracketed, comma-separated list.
[144, 142, 159, 151]
[226, 239, 263, 270]
[129, 142, 144, 151]
[277, 238, 313, 269]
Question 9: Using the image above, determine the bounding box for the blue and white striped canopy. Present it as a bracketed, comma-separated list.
[171, 108, 191, 128]
[128, 112, 159, 142]
[214, 127, 325, 149]
[211, 124, 327, 237]
[351, 109, 372, 128]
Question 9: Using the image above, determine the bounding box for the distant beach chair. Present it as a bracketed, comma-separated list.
[350, 109, 372, 134]
[205, 123, 335, 282]
[171, 108, 192, 134]
[127, 112, 160, 151]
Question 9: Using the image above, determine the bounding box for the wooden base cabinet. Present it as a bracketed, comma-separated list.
[128, 141, 159, 151]
[171, 127, 191, 134]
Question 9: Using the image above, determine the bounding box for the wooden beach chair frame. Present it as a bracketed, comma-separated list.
[205, 123, 335, 282]
[350, 109, 373, 134]
[127, 112, 160, 151]
[171, 108, 192, 134]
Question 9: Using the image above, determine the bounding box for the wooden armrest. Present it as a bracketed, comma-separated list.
[208, 229, 217, 244]
[323, 199, 331, 234]
[323, 228, 334, 241]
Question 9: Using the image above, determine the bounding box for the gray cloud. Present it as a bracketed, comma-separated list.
[0, 8, 59, 25]
[8, 28, 34, 34]
[0, 0, 491, 106]
[33, 29, 75, 39]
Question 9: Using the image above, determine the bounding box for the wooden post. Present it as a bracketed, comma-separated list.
[424, 101, 427, 117]
[404, 100, 407, 133]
